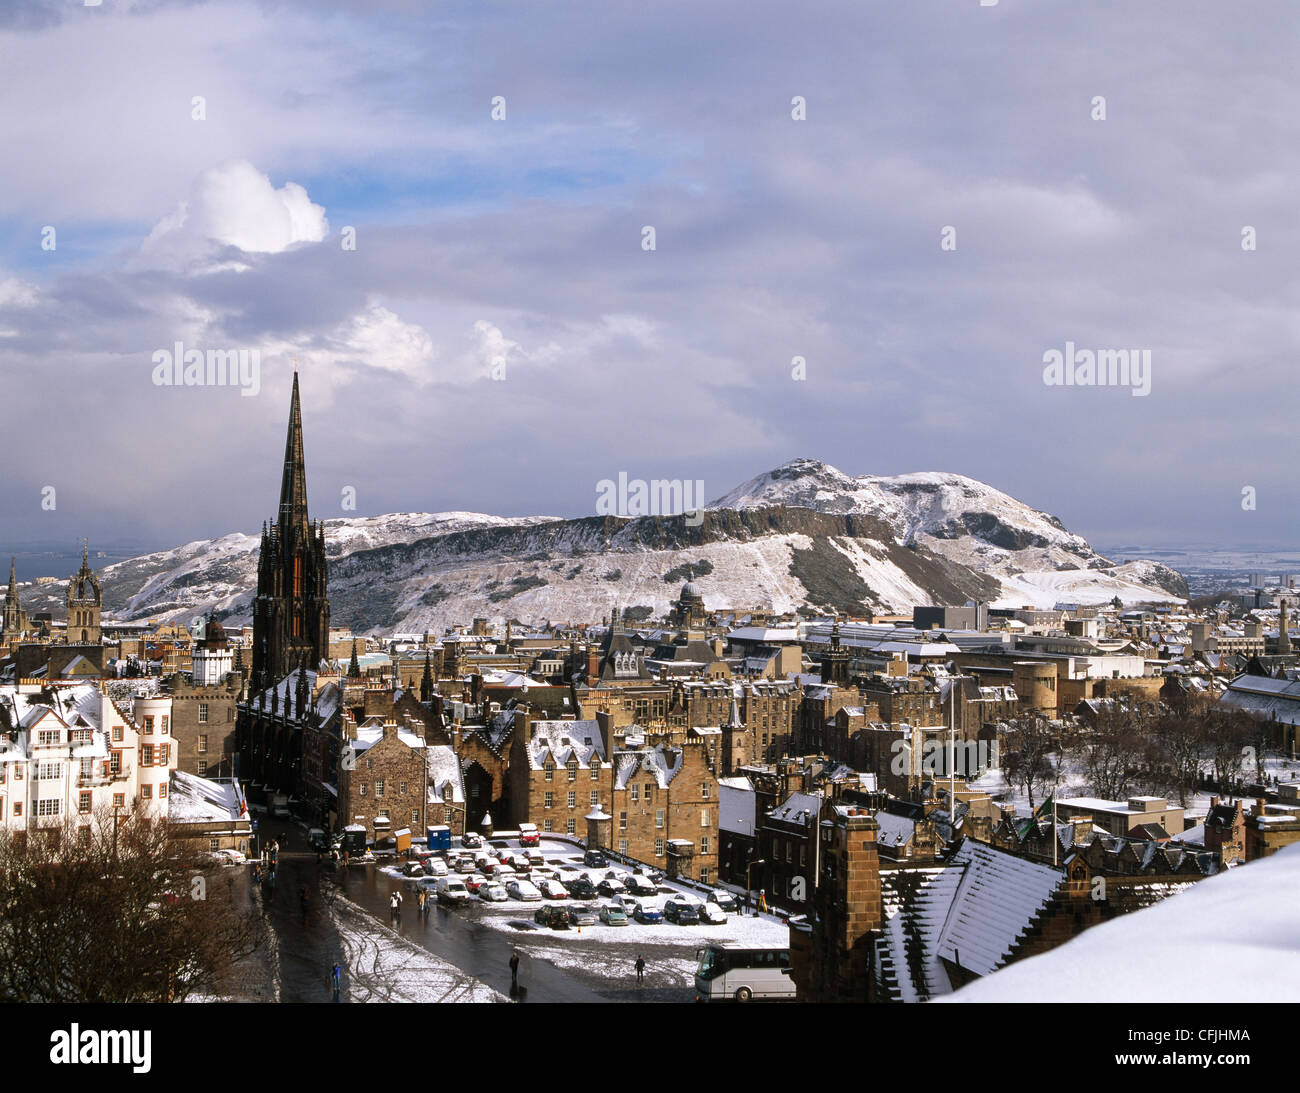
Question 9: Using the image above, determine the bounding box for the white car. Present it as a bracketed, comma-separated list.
[506, 879, 543, 902]
[479, 883, 509, 902]
[699, 901, 728, 925]
[211, 849, 246, 866]
[422, 857, 449, 877]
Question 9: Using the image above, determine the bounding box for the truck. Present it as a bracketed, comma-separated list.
[335, 825, 367, 856]
[270, 793, 291, 819]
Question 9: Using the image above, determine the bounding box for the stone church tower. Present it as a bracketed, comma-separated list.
[251, 372, 330, 690]
[2, 558, 31, 642]
[65, 544, 102, 644]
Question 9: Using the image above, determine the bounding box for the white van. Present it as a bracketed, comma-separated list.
[436, 877, 471, 905]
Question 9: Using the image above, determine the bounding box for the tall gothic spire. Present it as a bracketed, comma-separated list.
[279, 371, 310, 533]
[6, 557, 16, 603]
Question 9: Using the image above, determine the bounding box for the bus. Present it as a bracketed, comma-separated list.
[694, 944, 796, 1002]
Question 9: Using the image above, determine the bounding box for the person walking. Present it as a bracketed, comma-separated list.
[330, 963, 342, 1002]
[390, 890, 402, 923]
[635, 955, 646, 985]
[509, 949, 520, 988]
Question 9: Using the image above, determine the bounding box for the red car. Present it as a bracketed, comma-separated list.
[518, 823, 540, 847]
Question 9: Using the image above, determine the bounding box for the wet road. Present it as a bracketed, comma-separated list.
[232, 820, 693, 1003]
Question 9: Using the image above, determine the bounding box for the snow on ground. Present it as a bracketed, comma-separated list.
[331, 895, 504, 1003]
[942, 843, 1300, 1003]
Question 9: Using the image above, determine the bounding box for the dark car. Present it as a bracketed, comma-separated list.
[633, 903, 664, 924]
[567, 877, 599, 900]
[596, 878, 627, 898]
[664, 899, 700, 925]
[534, 905, 571, 930]
[461, 833, 483, 849]
[583, 850, 608, 868]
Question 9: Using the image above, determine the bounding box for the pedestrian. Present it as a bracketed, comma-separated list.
[509, 948, 520, 988]
[330, 962, 341, 1002]
[390, 891, 402, 922]
[635, 954, 646, 985]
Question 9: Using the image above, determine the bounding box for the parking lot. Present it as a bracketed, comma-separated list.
[371, 834, 790, 996]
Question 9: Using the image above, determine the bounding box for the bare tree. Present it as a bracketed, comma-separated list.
[1071, 704, 1151, 801]
[0, 807, 261, 1002]
[1001, 716, 1059, 811]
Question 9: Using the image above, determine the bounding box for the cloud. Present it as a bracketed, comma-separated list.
[141, 160, 328, 267]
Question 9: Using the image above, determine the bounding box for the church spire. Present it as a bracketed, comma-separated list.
[279, 371, 310, 533]
[6, 557, 16, 603]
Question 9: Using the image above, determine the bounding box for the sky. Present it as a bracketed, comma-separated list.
[0, 0, 1296, 556]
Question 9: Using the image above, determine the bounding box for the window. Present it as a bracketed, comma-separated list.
[144, 716, 154, 734]
[618, 839, 628, 855]
[112, 793, 124, 809]
[544, 764, 553, 782]
[411, 810, 419, 823]
[197, 760, 207, 776]
[198, 704, 209, 724]
[567, 791, 576, 809]
[142, 784, 152, 800]
[565, 819, 576, 835]
[567, 760, 577, 782]
[630, 784, 639, 802]
[544, 792, 553, 809]
[590, 791, 599, 807]
[35, 762, 62, 780]
[701, 836, 710, 854]
[227, 708, 233, 722]
[700, 868, 710, 884]
[12, 802, 20, 817]
[702, 783, 710, 799]
[701, 809, 710, 828]
[159, 745, 169, 765]
[109, 752, 121, 774]
[590, 759, 599, 780]
[655, 809, 665, 829]
[159, 783, 167, 799]
[160, 716, 169, 734]
[112, 726, 123, 743]
[37, 799, 60, 817]
[141, 744, 154, 766]
[619, 811, 628, 831]
[38, 730, 59, 745]
[79, 792, 91, 813]
[376, 780, 385, 798]
[644, 782, 653, 798]
[198, 734, 208, 753]
[80, 758, 92, 780]
[543, 819, 554, 832]
[399, 782, 407, 796]
[78, 827, 90, 846]
[209, 837, 221, 851]
[654, 838, 665, 857]
[13, 766, 21, 780]
[360, 783, 368, 797]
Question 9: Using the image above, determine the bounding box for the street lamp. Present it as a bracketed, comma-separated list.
[745, 858, 765, 916]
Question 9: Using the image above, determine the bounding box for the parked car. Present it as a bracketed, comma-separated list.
[624, 874, 657, 896]
[533, 905, 570, 929]
[463, 873, 489, 894]
[531, 865, 559, 882]
[567, 877, 598, 900]
[460, 832, 483, 849]
[422, 857, 449, 877]
[709, 889, 740, 913]
[402, 861, 425, 877]
[699, 902, 728, 925]
[633, 902, 664, 924]
[599, 903, 629, 926]
[664, 897, 701, 925]
[475, 853, 497, 874]
[507, 879, 543, 902]
[479, 883, 509, 902]
[567, 903, 599, 926]
[584, 850, 608, 868]
[596, 877, 627, 898]
[518, 822, 541, 847]
[524, 847, 545, 866]
[453, 856, 476, 874]
[538, 878, 569, 900]
[210, 848, 246, 866]
[494, 863, 517, 880]
[307, 829, 329, 853]
[635, 865, 666, 884]
[436, 877, 471, 905]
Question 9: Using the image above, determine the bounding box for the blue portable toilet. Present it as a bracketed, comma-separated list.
[427, 825, 451, 851]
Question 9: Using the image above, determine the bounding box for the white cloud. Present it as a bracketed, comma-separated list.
[142, 160, 328, 265]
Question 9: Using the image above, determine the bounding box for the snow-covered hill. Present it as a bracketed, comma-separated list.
[712, 459, 1186, 609]
[943, 844, 1300, 1002]
[20, 460, 1184, 633]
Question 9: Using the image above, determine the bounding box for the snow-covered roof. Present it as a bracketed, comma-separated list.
[526, 719, 605, 770]
[169, 770, 247, 823]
